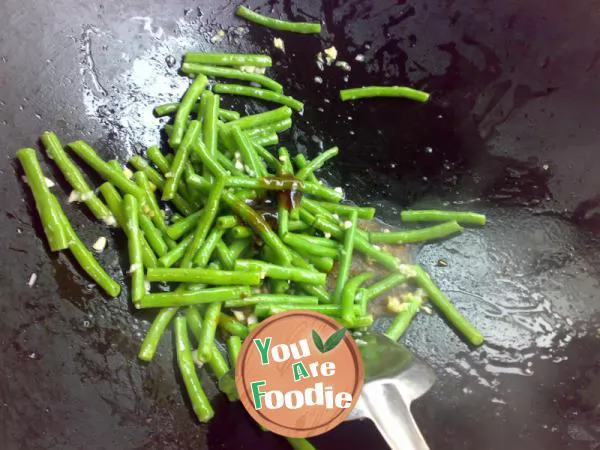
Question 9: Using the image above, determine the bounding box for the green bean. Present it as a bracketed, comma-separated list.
[216, 215, 238, 229]
[340, 86, 430, 102]
[401, 209, 486, 226]
[123, 195, 144, 305]
[128, 156, 195, 216]
[246, 118, 292, 140]
[185, 306, 230, 379]
[413, 265, 484, 346]
[223, 191, 293, 266]
[140, 286, 251, 309]
[173, 316, 215, 422]
[164, 120, 201, 200]
[236, 6, 321, 34]
[254, 143, 281, 172]
[293, 154, 319, 184]
[222, 176, 342, 202]
[231, 126, 263, 177]
[166, 209, 204, 240]
[191, 141, 228, 178]
[276, 147, 293, 174]
[194, 226, 227, 267]
[180, 177, 225, 268]
[362, 273, 408, 303]
[146, 267, 262, 285]
[53, 198, 121, 297]
[295, 147, 338, 180]
[98, 182, 158, 268]
[183, 53, 272, 67]
[135, 171, 168, 235]
[218, 313, 249, 338]
[158, 233, 194, 268]
[16, 148, 69, 251]
[227, 336, 242, 367]
[153, 102, 179, 117]
[256, 304, 361, 318]
[313, 200, 376, 220]
[216, 150, 244, 175]
[341, 272, 374, 325]
[198, 302, 222, 362]
[40, 132, 113, 223]
[139, 214, 168, 257]
[202, 92, 220, 161]
[214, 83, 304, 112]
[181, 63, 284, 93]
[138, 307, 178, 361]
[344, 314, 374, 329]
[384, 295, 422, 341]
[228, 238, 252, 260]
[67, 141, 144, 199]
[229, 225, 253, 240]
[223, 106, 292, 131]
[224, 294, 318, 308]
[235, 259, 326, 285]
[283, 233, 338, 258]
[333, 210, 358, 303]
[214, 240, 235, 270]
[288, 220, 310, 232]
[370, 221, 463, 244]
[354, 235, 399, 271]
[304, 254, 334, 273]
[219, 108, 241, 121]
[171, 214, 184, 223]
[170, 75, 208, 148]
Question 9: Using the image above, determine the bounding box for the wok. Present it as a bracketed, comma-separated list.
[1, 0, 599, 449]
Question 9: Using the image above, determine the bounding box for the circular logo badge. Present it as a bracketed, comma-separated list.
[235, 311, 364, 438]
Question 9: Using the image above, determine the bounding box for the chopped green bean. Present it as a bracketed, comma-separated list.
[224, 294, 318, 308]
[362, 273, 408, 303]
[401, 209, 486, 226]
[67, 141, 144, 199]
[166, 208, 204, 240]
[16, 148, 69, 251]
[139, 214, 169, 257]
[230, 126, 263, 177]
[197, 302, 223, 362]
[332, 210, 358, 304]
[313, 200, 376, 220]
[140, 286, 251, 308]
[340, 86, 430, 102]
[341, 272, 374, 325]
[164, 120, 202, 200]
[235, 259, 326, 285]
[41, 132, 113, 223]
[138, 307, 178, 362]
[223, 106, 292, 131]
[369, 221, 463, 244]
[181, 177, 225, 268]
[123, 195, 144, 305]
[295, 147, 338, 180]
[153, 102, 179, 117]
[146, 267, 262, 285]
[218, 313, 249, 338]
[185, 306, 230, 379]
[236, 6, 321, 34]
[170, 75, 208, 148]
[413, 265, 484, 346]
[214, 83, 304, 112]
[98, 182, 158, 268]
[384, 294, 422, 341]
[202, 91, 220, 162]
[293, 154, 319, 184]
[227, 336, 242, 367]
[173, 316, 215, 422]
[135, 171, 168, 234]
[184, 53, 272, 67]
[182, 63, 283, 93]
[219, 108, 241, 121]
[158, 233, 194, 268]
[283, 233, 338, 258]
[255, 303, 361, 318]
[246, 118, 292, 139]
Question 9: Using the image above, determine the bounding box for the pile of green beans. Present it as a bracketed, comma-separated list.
[15, 45, 486, 450]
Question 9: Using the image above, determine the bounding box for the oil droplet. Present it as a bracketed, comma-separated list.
[165, 55, 177, 68]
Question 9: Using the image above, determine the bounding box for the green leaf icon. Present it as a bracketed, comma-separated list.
[323, 327, 347, 353]
[312, 328, 347, 353]
[312, 330, 325, 352]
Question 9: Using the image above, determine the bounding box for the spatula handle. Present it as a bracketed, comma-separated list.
[360, 380, 430, 450]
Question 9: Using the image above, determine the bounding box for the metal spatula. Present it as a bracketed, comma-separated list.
[347, 331, 436, 450]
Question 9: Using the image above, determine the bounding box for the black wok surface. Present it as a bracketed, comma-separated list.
[1, 0, 599, 449]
